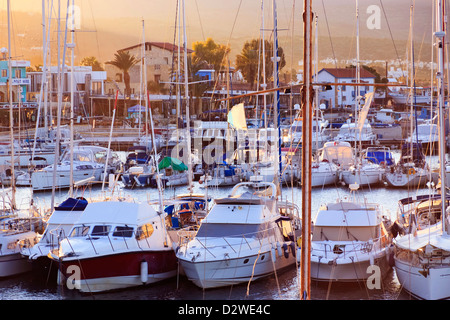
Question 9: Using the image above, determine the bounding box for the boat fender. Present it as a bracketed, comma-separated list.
[388, 246, 395, 267]
[140, 260, 148, 284]
[296, 248, 301, 263]
[271, 247, 277, 262]
[289, 242, 296, 257]
[277, 242, 283, 257]
[283, 243, 289, 259]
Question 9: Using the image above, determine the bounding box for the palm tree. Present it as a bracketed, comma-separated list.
[106, 50, 138, 117]
[106, 51, 138, 96]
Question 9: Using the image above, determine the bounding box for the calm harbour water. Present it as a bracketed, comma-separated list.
[2, 151, 440, 301]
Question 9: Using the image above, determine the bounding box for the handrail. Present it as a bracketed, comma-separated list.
[313, 234, 389, 259]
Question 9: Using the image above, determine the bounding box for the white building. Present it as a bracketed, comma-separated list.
[314, 68, 376, 109]
[27, 65, 107, 116]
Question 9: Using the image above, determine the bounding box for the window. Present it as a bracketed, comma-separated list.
[70, 226, 90, 237]
[91, 82, 102, 95]
[1, 69, 6, 77]
[14, 69, 21, 78]
[113, 226, 134, 238]
[136, 223, 154, 240]
[91, 225, 111, 236]
[115, 73, 123, 82]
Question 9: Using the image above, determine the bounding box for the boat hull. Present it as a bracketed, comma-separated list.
[56, 250, 177, 293]
[0, 252, 32, 277]
[311, 254, 390, 282]
[31, 168, 104, 191]
[121, 173, 152, 188]
[179, 249, 296, 289]
[341, 169, 383, 187]
[394, 256, 450, 300]
[384, 171, 437, 188]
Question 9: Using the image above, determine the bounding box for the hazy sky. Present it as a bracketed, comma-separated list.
[0, 0, 435, 68]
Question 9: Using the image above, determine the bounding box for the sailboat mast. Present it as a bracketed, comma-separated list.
[7, 0, 15, 209]
[435, 0, 447, 234]
[182, 0, 193, 192]
[261, 0, 267, 129]
[69, 0, 75, 197]
[300, 0, 313, 300]
[272, 0, 282, 186]
[356, 0, 361, 154]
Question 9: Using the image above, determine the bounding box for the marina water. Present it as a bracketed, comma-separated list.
[2, 151, 438, 300]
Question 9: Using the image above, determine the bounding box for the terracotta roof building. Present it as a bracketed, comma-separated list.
[314, 67, 376, 109]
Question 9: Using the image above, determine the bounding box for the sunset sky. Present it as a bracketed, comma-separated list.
[0, 0, 435, 69]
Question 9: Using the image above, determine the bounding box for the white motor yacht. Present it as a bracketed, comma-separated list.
[176, 182, 301, 289]
[310, 184, 394, 282]
[30, 146, 121, 191]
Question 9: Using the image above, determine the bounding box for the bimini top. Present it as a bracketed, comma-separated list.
[76, 201, 158, 226]
[315, 201, 380, 227]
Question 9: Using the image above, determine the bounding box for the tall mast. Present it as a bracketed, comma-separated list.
[261, 0, 267, 129]
[356, 0, 361, 154]
[69, 0, 75, 196]
[182, 0, 193, 192]
[300, 0, 313, 300]
[7, 0, 15, 209]
[51, 0, 70, 212]
[435, 0, 446, 234]
[272, 0, 282, 188]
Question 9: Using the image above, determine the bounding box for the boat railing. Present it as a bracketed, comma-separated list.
[179, 225, 280, 258]
[54, 226, 160, 257]
[314, 233, 389, 260]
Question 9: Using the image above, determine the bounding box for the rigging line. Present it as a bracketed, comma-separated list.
[205, 0, 243, 106]
[194, 0, 205, 42]
[379, 0, 404, 70]
[86, 0, 102, 63]
[321, 0, 337, 68]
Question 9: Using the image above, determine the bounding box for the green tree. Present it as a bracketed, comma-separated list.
[236, 39, 286, 90]
[192, 38, 230, 72]
[188, 55, 212, 114]
[80, 56, 104, 71]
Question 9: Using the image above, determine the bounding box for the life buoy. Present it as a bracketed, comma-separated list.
[380, 161, 386, 169]
[408, 168, 416, 176]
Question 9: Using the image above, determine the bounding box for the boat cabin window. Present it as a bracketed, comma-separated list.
[70, 226, 90, 237]
[196, 223, 273, 239]
[91, 225, 111, 236]
[135, 223, 154, 240]
[312, 226, 378, 242]
[112, 226, 134, 238]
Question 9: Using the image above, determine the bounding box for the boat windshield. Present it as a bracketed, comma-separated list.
[196, 222, 275, 238]
[70, 225, 90, 237]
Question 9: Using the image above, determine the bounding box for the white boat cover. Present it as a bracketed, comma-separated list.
[76, 201, 158, 226]
[315, 202, 380, 227]
[394, 222, 450, 252]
